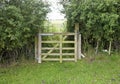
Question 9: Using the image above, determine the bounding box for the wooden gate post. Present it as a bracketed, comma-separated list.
[75, 32, 77, 62]
[35, 35, 38, 61]
[75, 23, 81, 59]
[78, 34, 82, 59]
[75, 23, 79, 61]
[75, 23, 79, 33]
[38, 33, 42, 63]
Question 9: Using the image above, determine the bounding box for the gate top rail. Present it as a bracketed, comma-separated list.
[39, 32, 76, 36]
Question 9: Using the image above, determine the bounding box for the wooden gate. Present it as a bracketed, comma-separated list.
[35, 23, 85, 63]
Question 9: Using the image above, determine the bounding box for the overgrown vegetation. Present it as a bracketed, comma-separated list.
[0, 0, 68, 65]
[0, 0, 49, 64]
[0, 1, 120, 83]
[0, 52, 120, 84]
[61, 0, 120, 53]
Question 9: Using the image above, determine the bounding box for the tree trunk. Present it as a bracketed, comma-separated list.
[95, 40, 99, 54]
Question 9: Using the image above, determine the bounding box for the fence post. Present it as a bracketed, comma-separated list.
[75, 23, 80, 60]
[75, 23, 79, 61]
[78, 34, 82, 59]
[35, 35, 38, 61]
[75, 33, 77, 62]
[38, 33, 42, 63]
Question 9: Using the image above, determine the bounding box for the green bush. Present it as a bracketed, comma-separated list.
[0, 0, 49, 63]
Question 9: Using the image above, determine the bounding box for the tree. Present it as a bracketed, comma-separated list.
[0, 0, 49, 63]
[61, 0, 120, 53]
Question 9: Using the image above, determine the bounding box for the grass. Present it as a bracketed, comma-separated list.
[0, 53, 120, 84]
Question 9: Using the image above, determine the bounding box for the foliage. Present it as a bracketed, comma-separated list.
[0, 0, 49, 63]
[61, 0, 120, 52]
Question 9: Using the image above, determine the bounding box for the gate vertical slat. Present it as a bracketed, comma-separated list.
[60, 35, 62, 63]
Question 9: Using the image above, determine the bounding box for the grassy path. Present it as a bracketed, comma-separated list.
[0, 53, 120, 84]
